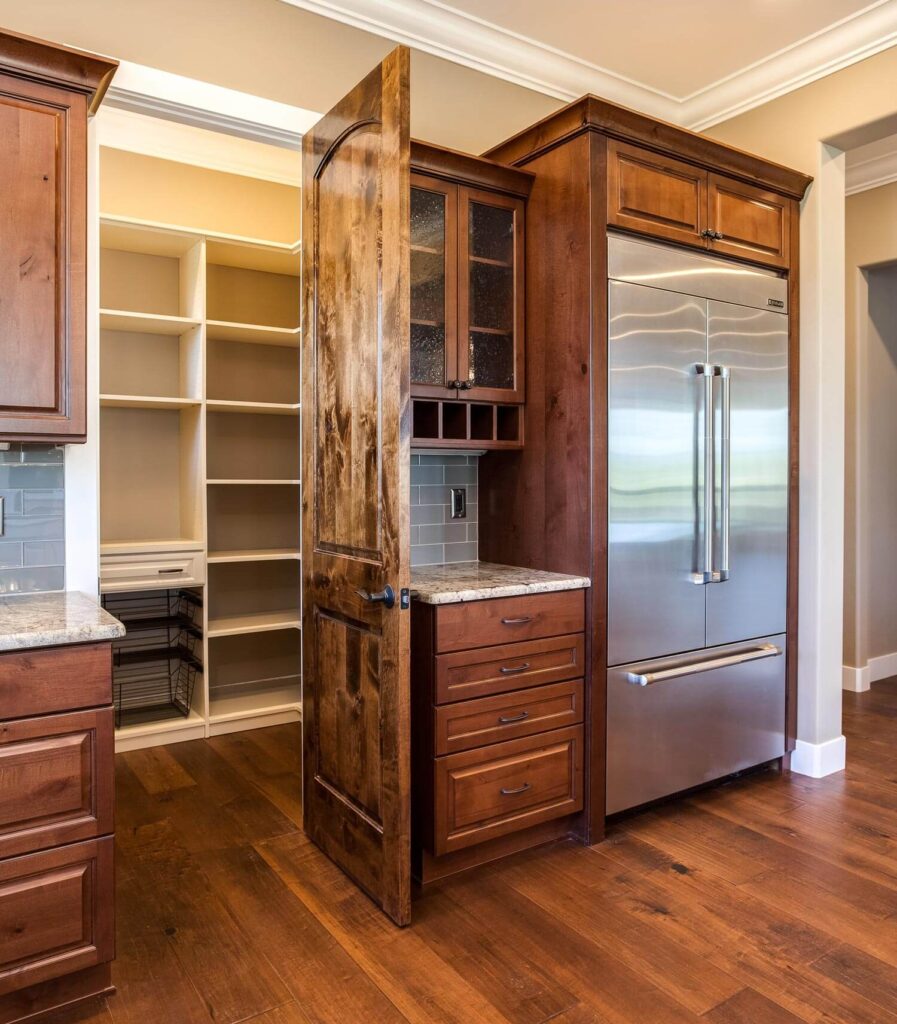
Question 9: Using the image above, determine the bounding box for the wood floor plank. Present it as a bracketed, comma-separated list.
[124, 745, 197, 795]
[410, 885, 579, 1024]
[240, 1002, 314, 1023]
[206, 731, 302, 827]
[116, 819, 292, 1024]
[199, 844, 410, 1024]
[705, 988, 807, 1024]
[259, 831, 528, 1024]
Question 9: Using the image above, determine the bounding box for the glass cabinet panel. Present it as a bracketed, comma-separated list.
[461, 190, 523, 400]
[410, 179, 456, 395]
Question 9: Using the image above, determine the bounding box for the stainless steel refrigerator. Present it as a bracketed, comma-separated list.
[605, 234, 789, 815]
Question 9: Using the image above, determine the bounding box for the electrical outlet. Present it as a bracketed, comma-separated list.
[450, 487, 467, 519]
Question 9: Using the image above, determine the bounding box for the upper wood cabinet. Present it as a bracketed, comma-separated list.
[0, 29, 116, 442]
[410, 144, 530, 404]
[607, 140, 706, 248]
[607, 140, 790, 269]
[707, 173, 790, 268]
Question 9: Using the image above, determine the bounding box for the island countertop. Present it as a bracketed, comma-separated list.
[411, 561, 590, 605]
[0, 591, 125, 652]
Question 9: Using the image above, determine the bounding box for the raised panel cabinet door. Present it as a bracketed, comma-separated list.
[707, 174, 790, 269]
[607, 139, 707, 248]
[0, 75, 87, 441]
[410, 174, 458, 398]
[458, 186, 525, 403]
[0, 708, 114, 859]
[301, 46, 412, 926]
[0, 837, 114, 996]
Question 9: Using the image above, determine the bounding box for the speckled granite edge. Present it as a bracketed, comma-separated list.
[0, 591, 125, 652]
[411, 561, 591, 605]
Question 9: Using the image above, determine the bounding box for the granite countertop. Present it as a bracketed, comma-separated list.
[0, 591, 125, 652]
[411, 561, 591, 605]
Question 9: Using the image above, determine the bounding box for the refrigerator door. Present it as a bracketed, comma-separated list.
[706, 301, 788, 647]
[607, 280, 708, 667]
[606, 635, 786, 814]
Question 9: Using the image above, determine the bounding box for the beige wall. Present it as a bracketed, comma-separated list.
[0, 0, 559, 153]
[703, 45, 897, 752]
[843, 183, 897, 670]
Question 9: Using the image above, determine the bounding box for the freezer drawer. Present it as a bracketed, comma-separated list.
[606, 634, 785, 815]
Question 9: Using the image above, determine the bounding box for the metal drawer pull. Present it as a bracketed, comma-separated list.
[501, 616, 532, 625]
[626, 643, 782, 687]
[500, 782, 531, 796]
[157, 568, 184, 574]
[498, 710, 529, 724]
[499, 662, 531, 675]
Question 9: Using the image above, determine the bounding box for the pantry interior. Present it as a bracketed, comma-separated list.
[95, 122, 304, 751]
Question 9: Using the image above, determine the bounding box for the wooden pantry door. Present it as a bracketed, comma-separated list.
[301, 46, 412, 925]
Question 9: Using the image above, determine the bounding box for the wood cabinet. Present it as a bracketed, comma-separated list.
[413, 590, 586, 882]
[0, 29, 116, 442]
[0, 643, 115, 1019]
[607, 138, 792, 269]
[410, 144, 530, 405]
[484, 93, 812, 844]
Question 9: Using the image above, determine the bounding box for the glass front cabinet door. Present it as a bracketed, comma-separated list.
[410, 175, 524, 404]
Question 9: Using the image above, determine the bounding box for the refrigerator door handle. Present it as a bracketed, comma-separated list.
[694, 363, 715, 584]
[714, 365, 731, 582]
[626, 642, 782, 686]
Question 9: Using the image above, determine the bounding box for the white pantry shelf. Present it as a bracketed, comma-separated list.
[100, 309, 200, 335]
[207, 611, 301, 638]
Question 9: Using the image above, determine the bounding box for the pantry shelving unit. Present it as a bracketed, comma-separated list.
[98, 211, 302, 752]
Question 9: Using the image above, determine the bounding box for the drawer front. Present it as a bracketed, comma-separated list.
[434, 725, 583, 854]
[0, 837, 114, 996]
[0, 644, 111, 721]
[435, 679, 583, 755]
[0, 709, 113, 859]
[100, 549, 205, 593]
[435, 590, 585, 654]
[607, 140, 707, 248]
[435, 633, 585, 703]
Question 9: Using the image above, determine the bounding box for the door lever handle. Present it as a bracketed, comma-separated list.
[356, 584, 396, 609]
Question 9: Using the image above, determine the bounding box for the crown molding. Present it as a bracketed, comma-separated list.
[104, 60, 321, 149]
[846, 141, 897, 195]
[279, 0, 897, 132]
[96, 106, 302, 185]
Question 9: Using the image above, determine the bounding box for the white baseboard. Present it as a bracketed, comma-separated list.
[842, 649, 897, 691]
[790, 735, 846, 778]
[842, 664, 871, 692]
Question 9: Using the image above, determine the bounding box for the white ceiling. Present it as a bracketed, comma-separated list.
[438, 0, 875, 98]
[286, 0, 897, 128]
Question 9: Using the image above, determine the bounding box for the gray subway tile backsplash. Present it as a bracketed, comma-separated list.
[410, 452, 479, 567]
[0, 445, 65, 594]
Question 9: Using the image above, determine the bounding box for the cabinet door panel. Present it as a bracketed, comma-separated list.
[0, 76, 87, 441]
[607, 140, 706, 247]
[458, 187, 525, 403]
[708, 174, 790, 268]
[411, 175, 458, 398]
[0, 838, 114, 996]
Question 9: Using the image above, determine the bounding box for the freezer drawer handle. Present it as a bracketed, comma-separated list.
[498, 710, 529, 724]
[626, 643, 781, 686]
[499, 662, 531, 675]
[500, 782, 531, 796]
[501, 616, 532, 626]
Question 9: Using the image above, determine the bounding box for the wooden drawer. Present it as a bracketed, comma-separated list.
[435, 678, 583, 755]
[0, 709, 113, 859]
[433, 725, 583, 854]
[607, 140, 706, 248]
[435, 590, 584, 654]
[707, 173, 790, 269]
[435, 633, 585, 704]
[0, 837, 114, 996]
[0, 644, 111, 721]
[100, 548, 205, 593]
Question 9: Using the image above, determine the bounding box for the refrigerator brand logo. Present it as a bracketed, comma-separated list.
[767, 298, 785, 309]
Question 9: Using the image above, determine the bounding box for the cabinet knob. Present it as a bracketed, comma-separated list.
[459, 380, 473, 390]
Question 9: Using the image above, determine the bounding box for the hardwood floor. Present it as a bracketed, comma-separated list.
[65, 681, 897, 1023]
